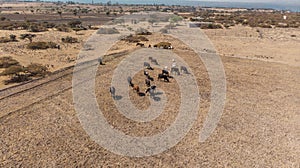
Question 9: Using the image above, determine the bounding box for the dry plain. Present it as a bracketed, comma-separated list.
[0, 2, 299, 167]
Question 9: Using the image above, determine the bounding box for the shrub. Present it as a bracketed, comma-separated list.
[97, 27, 119, 34]
[200, 24, 222, 29]
[0, 21, 29, 30]
[276, 23, 289, 28]
[258, 24, 272, 28]
[25, 63, 49, 77]
[28, 24, 48, 32]
[165, 24, 176, 29]
[0, 64, 29, 85]
[0, 34, 18, 43]
[160, 28, 168, 34]
[0, 17, 6, 21]
[0, 65, 24, 76]
[27, 42, 58, 50]
[135, 28, 152, 35]
[68, 20, 82, 28]
[154, 42, 172, 49]
[9, 34, 17, 41]
[113, 19, 125, 25]
[120, 34, 149, 43]
[55, 24, 72, 32]
[0, 37, 12, 43]
[20, 34, 36, 42]
[0, 56, 20, 68]
[4, 74, 30, 85]
[41, 22, 56, 28]
[61, 36, 78, 43]
[169, 15, 183, 23]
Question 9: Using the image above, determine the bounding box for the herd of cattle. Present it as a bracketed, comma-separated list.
[109, 57, 189, 99]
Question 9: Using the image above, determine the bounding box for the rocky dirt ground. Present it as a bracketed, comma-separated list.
[0, 28, 97, 88]
[0, 29, 299, 167]
[203, 25, 300, 67]
[0, 3, 299, 165]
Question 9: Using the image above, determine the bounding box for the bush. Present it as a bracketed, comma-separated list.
[55, 24, 72, 32]
[169, 15, 183, 23]
[68, 20, 82, 28]
[164, 24, 176, 29]
[28, 24, 48, 32]
[25, 63, 49, 77]
[200, 24, 222, 29]
[27, 42, 58, 50]
[154, 42, 172, 49]
[160, 28, 168, 34]
[135, 28, 152, 35]
[9, 34, 16, 41]
[20, 34, 36, 42]
[120, 34, 149, 43]
[0, 65, 24, 76]
[41, 22, 56, 28]
[97, 27, 119, 34]
[0, 37, 12, 43]
[62, 36, 78, 43]
[0, 34, 18, 43]
[258, 24, 272, 28]
[0, 56, 20, 68]
[0, 21, 29, 30]
[4, 74, 30, 85]
[0, 63, 49, 84]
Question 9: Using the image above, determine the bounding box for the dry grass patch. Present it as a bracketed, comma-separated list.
[0, 56, 20, 68]
[27, 41, 58, 50]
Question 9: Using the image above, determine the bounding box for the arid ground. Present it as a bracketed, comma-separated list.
[0, 2, 299, 167]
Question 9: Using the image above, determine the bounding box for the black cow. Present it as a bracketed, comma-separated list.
[158, 74, 169, 82]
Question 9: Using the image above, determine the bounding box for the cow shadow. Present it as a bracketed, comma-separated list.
[113, 95, 123, 100]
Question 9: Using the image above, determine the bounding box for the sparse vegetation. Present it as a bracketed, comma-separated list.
[1, 65, 24, 76]
[154, 42, 172, 49]
[120, 34, 149, 43]
[169, 15, 183, 23]
[0, 34, 18, 43]
[27, 42, 58, 50]
[165, 23, 176, 29]
[200, 23, 223, 29]
[135, 28, 152, 35]
[28, 24, 48, 32]
[26, 63, 49, 77]
[188, 10, 300, 29]
[68, 20, 82, 28]
[55, 24, 72, 32]
[0, 65, 29, 84]
[0, 62, 49, 84]
[0, 56, 20, 68]
[61, 36, 78, 43]
[20, 34, 36, 43]
[0, 17, 6, 21]
[97, 27, 119, 34]
[160, 28, 168, 34]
